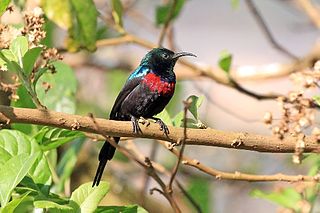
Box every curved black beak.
[172,51,197,59]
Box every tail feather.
[92,137,120,187]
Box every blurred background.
[2,0,320,212]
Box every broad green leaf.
[70,181,110,212]
[41,0,72,29]
[112,0,123,28]
[0,0,10,16]
[218,50,232,74]
[9,36,29,65]
[172,111,183,127]
[231,0,239,9]
[155,109,173,126]
[186,177,210,213]
[0,130,52,194]
[187,95,204,120]
[22,47,42,76]
[95,205,148,213]
[68,0,98,51]
[0,153,39,206]
[34,200,73,210]
[56,139,84,193]
[1,49,17,62]
[36,61,77,114]
[1,191,31,213]
[35,126,84,151]
[251,188,302,211]
[156,0,185,25]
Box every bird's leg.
[131,116,142,134]
[151,117,169,136]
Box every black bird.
[92,47,196,187]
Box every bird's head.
[141,47,196,72]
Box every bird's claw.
[155,119,170,136]
[139,117,151,127]
[131,116,142,134]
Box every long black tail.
[92,137,120,187]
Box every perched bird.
[92,47,196,187]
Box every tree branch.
[0,105,319,153]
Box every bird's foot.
[152,117,169,136]
[139,117,151,127]
[131,116,142,134]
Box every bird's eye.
[162,53,169,59]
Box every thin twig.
[296,0,320,28]
[159,140,320,182]
[245,0,298,60]
[168,99,190,192]
[158,0,178,46]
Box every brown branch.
[159,141,320,183]
[158,0,178,46]
[245,0,298,60]
[0,105,319,153]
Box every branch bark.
[0,105,319,153]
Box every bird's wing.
[109,65,150,119]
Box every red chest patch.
[143,73,175,95]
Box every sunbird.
[93,47,196,186]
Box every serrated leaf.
[0,153,39,206]
[112,0,123,28]
[0,130,52,195]
[218,50,232,74]
[41,0,72,29]
[95,205,148,213]
[70,181,110,212]
[22,47,42,76]
[156,0,185,25]
[68,0,98,51]
[251,188,301,211]
[36,61,77,114]
[0,0,11,16]
[35,126,84,151]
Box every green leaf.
[172,111,183,127]
[0,153,39,206]
[35,126,84,151]
[70,181,110,212]
[10,36,29,65]
[34,200,73,210]
[56,139,84,193]
[187,95,204,120]
[41,0,72,29]
[95,205,148,213]
[313,96,320,106]
[155,109,173,126]
[0,0,10,16]
[251,188,302,211]
[0,130,52,195]
[111,0,123,28]
[36,61,77,114]
[68,0,98,51]
[1,192,31,213]
[218,50,232,74]
[22,47,42,76]
[156,0,185,25]
[186,177,210,213]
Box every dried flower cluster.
[264,61,320,164]
[21,7,46,46]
